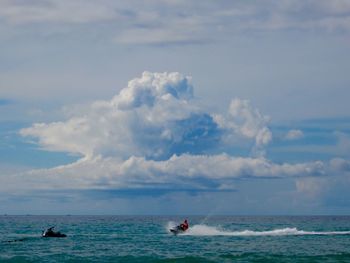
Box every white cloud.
[295,158,350,201]
[20,72,200,160]
[295,156,350,200]
[2,154,326,191]
[213,98,272,148]
[21,72,272,161]
[0,0,117,24]
[113,71,193,110]
[1,0,350,45]
[15,71,344,191]
[285,129,304,140]
[114,16,208,45]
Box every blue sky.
[1,0,350,215]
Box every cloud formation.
[16,71,342,191]
[3,154,327,191]
[21,72,208,160]
[214,98,272,149]
[1,0,350,44]
[0,0,117,24]
[20,72,270,161]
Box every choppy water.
[1,216,350,262]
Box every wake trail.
[179,224,350,236]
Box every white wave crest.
[182,225,350,236]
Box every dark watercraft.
[42,227,66,238]
[170,225,186,235]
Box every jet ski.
[170,225,186,235]
[170,220,189,235]
[42,227,67,238]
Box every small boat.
[42,227,67,238]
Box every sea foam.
[178,224,350,236]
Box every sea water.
[1,215,350,262]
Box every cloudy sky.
[1,0,350,215]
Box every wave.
[178,224,350,236]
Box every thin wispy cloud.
[285,129,304,140]
[1,0,350,45]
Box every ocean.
[1,215,350,262]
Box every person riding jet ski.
[170,219,189,234]
[42,226,67,238]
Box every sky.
[1,0,350,215]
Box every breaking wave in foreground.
[180,224,350,236]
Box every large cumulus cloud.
[16,71,333,190]
[21,72,201,160]
[21,71,264,161]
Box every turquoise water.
[1,216,350,262]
